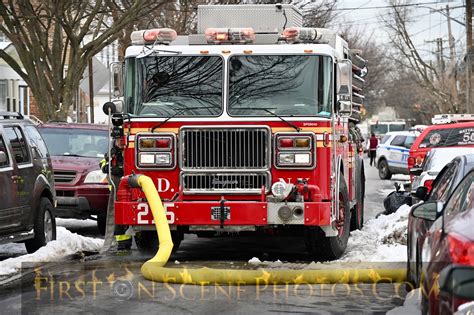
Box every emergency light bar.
[432,114,474,125]
[131,28,177,45]
[205,28,255,44]
[282,27,318,44]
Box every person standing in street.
[369,133,378,166]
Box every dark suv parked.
[38,122,109,234]
[0,112,56,253]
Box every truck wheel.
[305,176,351,261]
[25,198,56,254]
[351,161,365,231]
[378,159,392,180]
[134,230,183,253]
[97,211,106,236]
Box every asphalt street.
[0,157,412,314]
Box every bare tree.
[379,0,459,114]
[0,0,170,120]
[301,0,338,29]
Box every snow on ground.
[247,204,411,268]
[386,288,421,315]
[56,218,97,229]
[0,227,103,276]
[341,204,410,262]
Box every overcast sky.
[333,0,467,59]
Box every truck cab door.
[0,130,22,233]
[2,126,35,230]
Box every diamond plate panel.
[197,5,303,34]
[267,202,305,225]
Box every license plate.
[211,207,230,221]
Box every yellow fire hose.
[132,174,407,285]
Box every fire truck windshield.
[126,55,223,116]
[228,55,332,117]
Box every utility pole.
[446,4,459,111]
[88,58,95,123]
[467,0,473,113]
[446,5,457,66]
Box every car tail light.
[205,28,255,44]
[424,180,434,193]
[448,234,474,266]
[136,134,176,168]
[131,28,177,45]
[275,133,315,168]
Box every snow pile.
[386,288,421,315]
[341,204,411,262]
[56,218,96,229]
[248,257,262,264]
[0,227,103,276]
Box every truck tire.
[305,176,351,261]
[351,159,365,231]
[97,211,107,236]
[134,230,183,254]
[25,197,56,254]
[378,159,392,180]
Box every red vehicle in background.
[408,121,474,179]
[38,123,110,234]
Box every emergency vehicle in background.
[408,114,474,180]
[105,4,367,260]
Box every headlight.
[136,133,176,169]
[84,170,107,184]
[138,152,172,166]
[277,152,312,166]
[275,133,316,168]
[155,153,171,165]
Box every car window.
[24,126,49,158]
[429,160,459,203]
[380,135,391,144]
[4,126,30,164]
[404,136,416,149]
[443,172,474,215]
[445,127,474,146]
[419,127,474,148]
[0,135,10,167]
[390,135,406,147]
[39,127,108,158]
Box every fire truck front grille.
[181,173,270,194]
[180,127,270,170]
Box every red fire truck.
[106,4,367,260]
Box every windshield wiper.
[151,106,218,132]
[235,107,301,132]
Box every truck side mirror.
[0,151,7,165]
[337,59,352,115]
[110,61,124,98]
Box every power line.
[334,2,464,11]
